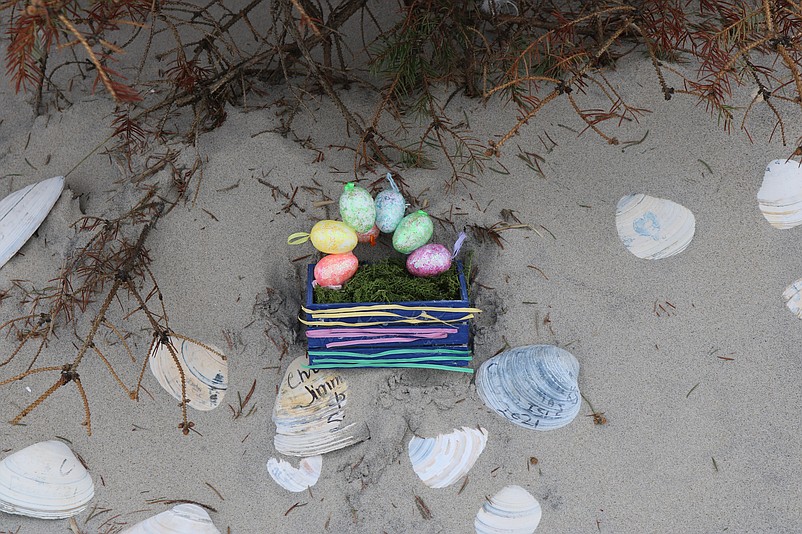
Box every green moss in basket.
[314,258,465,304]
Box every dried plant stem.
[127,282,191,434]
[91,344,137,399]
[57,14,126,103]
[73,376,91,434]
[0,366,64,387]
[11,373,68,426]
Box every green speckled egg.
[339,183,376,233]
[392,210,434,254]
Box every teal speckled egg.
[392,210,434,254]
[339,183,376,233]
[374,188,405,233]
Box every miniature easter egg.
[309,220,358,254]
[375,190,405,233]
[339,183,376,233]
[393,210,433,254]
[357,224,380,246]
[407,244,452,277]
[314,252,358,287]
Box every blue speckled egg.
[375,188,406,233]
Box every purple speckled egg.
[406,244,452,277]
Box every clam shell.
[408,426,487,488]
[615,194,695,259]
[266,456,322,492]
[0,440,94,519]
[0,176,64,269]
[273,356,369,457]
[149,336,227,411]
[475,485,542,534]
[120,503,221,533]
[782,278,802,318]
[476,345,580,431]
[757,159,802,229]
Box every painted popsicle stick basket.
[303,261,476,372]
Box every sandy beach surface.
[1,9,802,533]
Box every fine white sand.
[1,17,802,534]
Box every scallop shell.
[273,356,369,457]
[475,485,542,534]
[476,345,580,431]
[266,456,322,492]
[782,278,802,318]
[408,426,487,488]
[0,440,94,519]
[149,336,227,411]
[0,176,64,270]
[615,194,695,260]
[757,159,802,229]
[120,503,222,533]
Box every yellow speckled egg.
[392,210,433,254]
[310,220,358,254]
[314,252,359,287]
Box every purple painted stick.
[307,327,457,338]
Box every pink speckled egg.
[357,224,380,246]
[406,244,452,277]
[314,252,359,287]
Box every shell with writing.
[476,345,580,431]
[272,356,369,457]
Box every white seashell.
[475,485,542,534]
[273,356,369,457]
[480,0,519,16]
[782,278,802,318]
[615,194,695,260]
[121,503,221,534]
[0,440,94,519]
[408,427,487,488]
[476,345,580,431]
[266,456,322,492]
[149,336,227,411]
[0,176,64,270]
[757,159,802,229]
